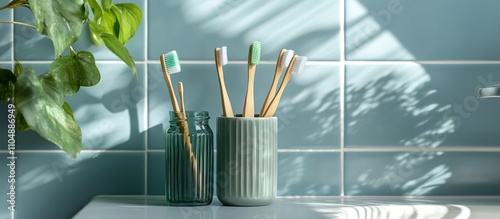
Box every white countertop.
[73,196,500,219]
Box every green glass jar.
[165,111,213,206]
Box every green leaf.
[48,51,101,96]
[0,0,28,10]
[89,21,104,47]
[0,68,17,102]
[14,60,22,77]
[0,81,15,102]
[0,68,17,83]
[114,3,142,44]
[83,1,90,21]
[102,0,113,10]
[39,74,64,106]
[15,68,82,158]
[100,33,137,75]
[28,0,86,57]
[87,0,102,21]
[15,111,30,131]
[63,102,76,121]
[101,8,120,38]
[90,21,136,75]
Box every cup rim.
[217,115,277,120]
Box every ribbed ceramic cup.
[216,115,278,206]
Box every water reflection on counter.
[306,202,471,219]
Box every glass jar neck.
[169,111,210,125]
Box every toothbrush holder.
[216,115,278,206]
[165,111,214,206]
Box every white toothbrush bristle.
[219,46,228,66]
[281,50,294,68]
[165,50,181,74]
[292,56,307,74]
[168,65,181,74]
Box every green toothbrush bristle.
[165,50,181,74]
[251,41,261,65]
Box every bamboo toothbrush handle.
[215,48,234,117]
[259,49,286,117]
[177,114,202,197]
[263,55,298,117]
[177,82,203,197]
[243,43,256,118]
[160,54,180,112]
[243,65,255,117]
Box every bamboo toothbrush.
[177,82,202,197]
[214,46,234,117]
[259,49,294,117]
[243,41,261,117]
[262,55,308,117]
[160,50,181,112]
[160,51,201,197]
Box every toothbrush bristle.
[165,50,181,74]
[219,46,228,66]
[281,50,294,68]
[251,41,261,65]
[292,56,307,74]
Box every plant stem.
[69,46,77,56]
[0,20,35,29]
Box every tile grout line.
[3,147,500,154]
[11,60,500,65]
[339,0,346,197]
[144,0,149,196]
[344,147,500,152]
[9,8,13,219]
[11,8,14,78]
[0,150,145,153]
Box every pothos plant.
[0,0,142,158]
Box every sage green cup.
[216,115,278,206]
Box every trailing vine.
[0,0,142,158]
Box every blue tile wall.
[345,64,500,148]
[2,0,500,218]
[0,152,10,219]
[148,0,340,61]
[147,152,165,195]
[13,6,54,60]
[278,152,341,196]
[345,0,500,60]
[67,63,147,150]
[0,10,11,61]
[12,152,144,219]
[345,152,500,196]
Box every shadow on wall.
[73,64,146,150]
[345,63,500,195]
[11,64,146,151]
[346,0,500,60]
[149,0,340,60]
[11,152,143,219]
[278,152,341,196]
[273,67,341,147]
[344,0,500,195]
[345,64,452,195]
